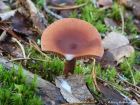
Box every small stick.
[44,1,63,19]
[48,2,87,10]
[117,74,140,91]
[12,37,26,59]
[9,57,49,62]
[6,29,22,40]
[61,102,96,105]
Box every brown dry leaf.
[17,0,47,33]
[109,45,134,62]
[0,41,23,58]
[102,32,134,64]
[10,12,33,36]
[55,75,94,103]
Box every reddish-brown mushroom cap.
[41,18,104,59]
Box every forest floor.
[0,0,140,105]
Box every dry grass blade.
[48,2,88,10]
[12,37,26,59]
[29,40,51,60]
[91,59,100,91]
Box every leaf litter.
[0,0,140,105]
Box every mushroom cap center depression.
[54,30,97,54]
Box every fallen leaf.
[10,12,34,36]
[108,45,134,63]
[103,32,129,50]
[55,75,94,103]
[102,32,134,64]
[0,41,23,58]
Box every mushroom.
[41,18,104,76]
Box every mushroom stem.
[64,59,76,76]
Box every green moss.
[110,3,121,20]
[76,0,88,4]
[120,53,140,85]
[125,17,138,35]
[71,1,107,33]
[0,65,43,105]
[33,0,44,9]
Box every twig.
[48,2,88,10]
[9,57,30,61]
[5,29,22,40]
[9,57,49,62]
[129,87,140,96]
[97,77,125,92]
[117,74,140,91]
[29,40,51,60]
[61,102,96,105]
[119,92,139,105]
[119,7,124,34]
[44,1,63,19]
[12,37,26,59]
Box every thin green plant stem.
[126,60,136,85]
[119,6,124,34]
